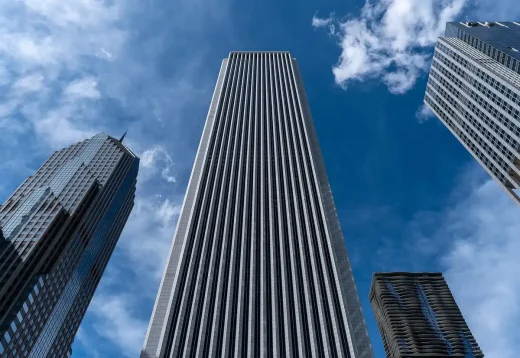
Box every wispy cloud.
[90,293,148,358]
[13,74,45,94]
[312,12,336,35]
[373,163,520,357]
[140,145,177,184]
[438,166,520,358]
[118,195,181,281]
[74,328,101,358]
[64,77,101,100]
[0,0,125,149]
[415,103,435,123]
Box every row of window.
[458,31,520,73]
[437,41,520,106]
[27,160,137,357]
[431,59,520,145]
[430,65,520,157]
[445,37,520,88]
[435,45,520,120]
[426,93,508,184]
[428,84,513,173]
[16,142,87,201]
[434,49,520,145]
[0,277,46,357]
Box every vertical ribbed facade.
[369,273,483,357]
[0,133,139,357]
[142,52,373,358]
[425,22,520,205]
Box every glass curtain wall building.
[369,272,483,357]
[142,52,373,358]
[424,22,520,205]
[0,133,139,357]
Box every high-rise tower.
[0,133,139,357]
[369,272,483,357]
[425,21,520,205]
[142,52,373,357]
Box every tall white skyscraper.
[142,52,373,358]
[425,22,520,204]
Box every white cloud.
[415,102,435,123]
[90,293,148,358]
[312,13,336,35]
[0,0,126,148]
[0,101,21,118]
[312,15,332,28]
[312,0,466,93]
[118,196,181,280]
[74,327,101,358]
[64,77,101,100]
[139,145,177,184]
[23,0,120,27]
[438,168,520,358]
[13,73,45,93]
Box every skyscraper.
[369,272,483,357]
[0,133,139,357]
[142,52,373,357]
[424,21,520,205]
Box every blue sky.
[1,0,520,357]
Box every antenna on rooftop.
[119,130,128,143]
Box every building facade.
[369,272,483,357]
[0,133,139,357]
[142,52,373,358]
[425,22,520,205]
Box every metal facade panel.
[142,52,373,358]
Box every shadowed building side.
[0,133,139,357]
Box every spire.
[119,130,128,143]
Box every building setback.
[0,133,139,357]
[141,52,373,358]
[424,21,520,205]
[369,272,483,357]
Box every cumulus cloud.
[312,0,466,93]
[439,168,520,358]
